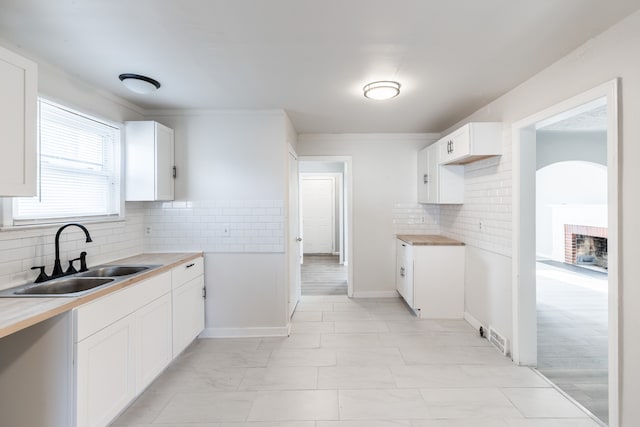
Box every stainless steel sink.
[12,277,114,296]
[77,265,152,277]
[0,264,161,298]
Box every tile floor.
[112,295,600,427]
[301,255,347,296]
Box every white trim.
[351,291,400,298]
[199,326,289,338]
[463,311,486,334]
[299,133,438,143]
[511,79,619,426]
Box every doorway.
[512,81,619,426]
[298,158,353,296]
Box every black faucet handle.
[66,259,79,274]
[31,266,50,283]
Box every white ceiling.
[0,0,638,133]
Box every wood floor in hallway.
[301,254,347,296]
[537,262,608,425]
[112,295,600,426]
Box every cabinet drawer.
[76,271,172,342]
[172,257,204,289]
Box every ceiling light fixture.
[363,80,401,100]
[118,73,161,94]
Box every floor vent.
[489,326,509,356]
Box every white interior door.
[302,177,335,254]
[288,149,301,318]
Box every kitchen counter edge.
[396,234,465,246]
[0,252,203,340]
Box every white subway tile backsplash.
[143,199,285,253]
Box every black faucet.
[51,223,93,278]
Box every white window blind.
[13,99,121,223]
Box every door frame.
[511,79,619,426]
[299,156,354,297]
[287,145,301,319]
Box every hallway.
[301,255,347,296]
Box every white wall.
[439,10,640,424]
[0,46,146,290]
[145,111,291,336]
[297,134,439,297]
[536,161,607,259]
[536,130,607,169]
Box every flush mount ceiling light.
[363,80,401,100]
[118,73,161,94]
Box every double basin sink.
[0,265,160,297]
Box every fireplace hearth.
[564,224,608,270]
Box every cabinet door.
[395,240,414,307]
[135,293,172,393]
[155,123,174,201]
[417,147,428,203]
[440,126,470,163]
[0,46,37,196]
[76,315,135,427]
[172,276,205,356]
[426,144,440,203]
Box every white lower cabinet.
[136,292,173,392]
[74,256,205,427]
[173,276,205,356]
[76,314,135,427]
[395,239,464,319]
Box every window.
[11,99,122,224]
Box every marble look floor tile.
[322,311,374,321]
[336,348,405,366]
[386,320,447,333]
[321,333,382,348]
[501,388,589,418]
[338,389,432,420]
[110,392,175,426]
[268,348,337,367]
[186,349,272,368]
[392,365,549,388]
[332,302,372,312]
[334,320,390,333]
[292,311,323,322]
[317,366,396,389]
[247,390,339,421]
[296,302,334,312]
[239,367,318,390]
[258,334,321,350]
[318,421,411,427]
[400,346,512,366]
[378,332,432,348]
[504,419,600,427]
[146,365,246,392]
[219,423,315,427]
[411,419,510,427]
[154,391,257,423]
[195,338,262,352]
[419,388,523,419]
[291,321,336,334]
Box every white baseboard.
[464,311,486,334]
[351,290,400,298]
[199,326,289,338]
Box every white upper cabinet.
[439,122,502,165]
[0,45,37,196]
[125,121,175,201]
[418,141,464,204]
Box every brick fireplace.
[564,224,608,269]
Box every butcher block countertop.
[397,234,465,246]
[0,252,203,340]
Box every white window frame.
[1,98,125,228]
